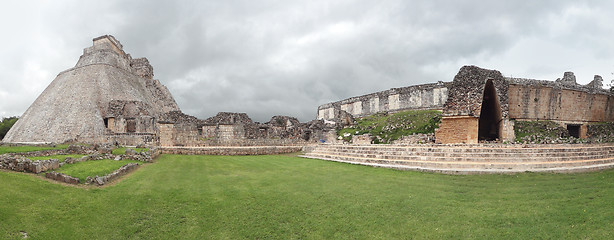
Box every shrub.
[0,116,18,140]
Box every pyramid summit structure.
[3,35,180,144]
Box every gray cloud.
[1,0,613,121]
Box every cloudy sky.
[0,0,612,122]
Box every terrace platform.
[300,143,614,174]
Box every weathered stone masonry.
[317,82,449,120]
[318,65,614,144]
[435,66,614,144]
[3,35,180,145]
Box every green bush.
[0,116,18,140]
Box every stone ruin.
[159,112,334,146]
[1,35,331,147]
[0,144,156,185]
[2,35,612,146]
[320,65,614,144]
[2,35,179,145]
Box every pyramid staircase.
[300,144,614,174]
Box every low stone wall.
[0,155,60,174]
[45,171,80,184]
[14,149,67,158]
[393,133,435,144]
[85,163,139,186]
[160,146,304,155]
[1,145,156,186]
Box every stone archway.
[478,79,502,141]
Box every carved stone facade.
[317,82,449,120]
[435,66,614,144]
[320,65,614,144]
[158,112,333,147]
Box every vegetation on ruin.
[587,122,614,143]
[54,159,142,183]
[29,154,87,162]
[514,120,614,144]
[3,154,614,239]
[338,110,441,143]
[513,120,577,143]
[0,144,69,155]
[0,116,18,140]
[112,147,149,155]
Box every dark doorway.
[567,124,580,138]
[126,119,136,133]
[103,118,109,128]
[478,79,502,141]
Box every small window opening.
[567,125,581,138]
[103,118,109,128]
[126,119,136,133]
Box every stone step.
[299,154,614,174]
[305,152,614,165]
[309,150,613,162]
[301,143,614,174]
[314,145,614,154]
[303,153,614,170]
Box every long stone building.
[317,82,449,120]
[318,66,614,144]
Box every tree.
[0,116,18,140]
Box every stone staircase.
[300,144,614,174]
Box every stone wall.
[158,112,329,147]
[435,66,510,143]
[435,116,479,144]
[0,155,60,174]
[85,163,139,186]
[80,133,157,146]
[46,171,80,184]
[442,66,509,118]
[317,82,449,120]
[508,80,614,123]
[160,146,304,155]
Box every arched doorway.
[478,79,502,141]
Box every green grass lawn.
[112,147,149,155]
[28,154,87,162]
[54,160,142,182]
[1,154,614,239]
[0,144,69,154]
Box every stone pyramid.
[3,35,180,144]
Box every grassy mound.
[54,160,141,183]
[1,154,614,238]
[0,144,69,155]
[338,110,441,143]
[29,154,87,162]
